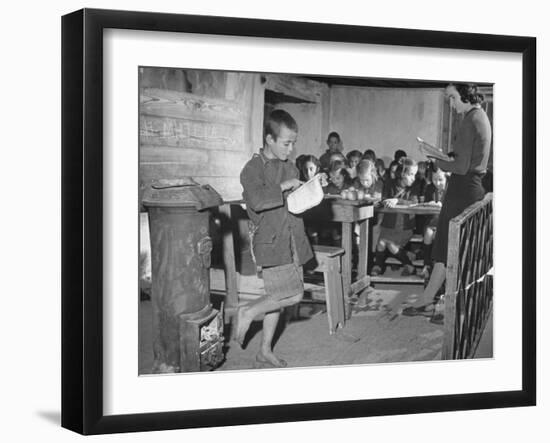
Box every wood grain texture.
[140,146,248,174]
[141,88,245,124]
[219,204,239,310]
[264,73,324,103]
[357,219,369,279]
[140,115,245,151]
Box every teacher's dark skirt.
[432,173,486,264]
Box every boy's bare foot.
[256,351,287,368]
[235,306,253,346]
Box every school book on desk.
[416,136,453,162]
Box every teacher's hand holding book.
[416,137,455,162]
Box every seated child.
[362,149,376,162]
[295,154,307,176]
[327,151,347,170]
[346,150,362,179]
[352,159,384,254]
[375,158,387,183]
[372,158,419,277]
[387,160,399,181]
[414,161,428,196]
[394,149,407,163]
[413,161,428,235]
[319,131,343,171]
[420,166,447,279]
[353,159,383,198]
[322,160,351,245]
[299,154,321,181]
[299,154,324,245]
[323,160,351,195]
[424,160,435,186]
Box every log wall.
[139,68,262,203]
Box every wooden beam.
[263,74,323,103]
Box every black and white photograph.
[138,67,494,374]
[3,0,546,440]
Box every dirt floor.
[139,275,493,374]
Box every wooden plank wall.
[139,68,263,204]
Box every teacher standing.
[403,83,492,317]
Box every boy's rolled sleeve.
[240,163,284,212]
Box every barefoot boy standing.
[237,110,313,368]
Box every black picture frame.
[61,8,536,435]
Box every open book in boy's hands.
[416,137,454,162]
[287,174,324,214]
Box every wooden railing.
[442,193,493,359]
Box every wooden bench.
[306,245,347,334]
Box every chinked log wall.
[139,68,264,204]
[139,68,330,206]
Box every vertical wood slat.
[329,257,346,333]
[323,268,335,334]
[442,217,461,359]
[219,204,239,314]
[436,93,448,152]
[446,96,453,152]
[249,75,265,152]
[356,219,369,280]
[341,222,353,314]
[443,194,493,360]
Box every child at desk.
[298,154,327,245]
[346,150,362,179]
[375,158,387,183]
[323,160,351,195]
[319,131,343,171]
[321,160,351,245]
[352,159,384,254]
[372,158,419,277]
[420,166,447,279]
[299,154,321,181]
[353,159,383,198]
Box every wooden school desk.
[375,203,442,216]
[317,197,374,305]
